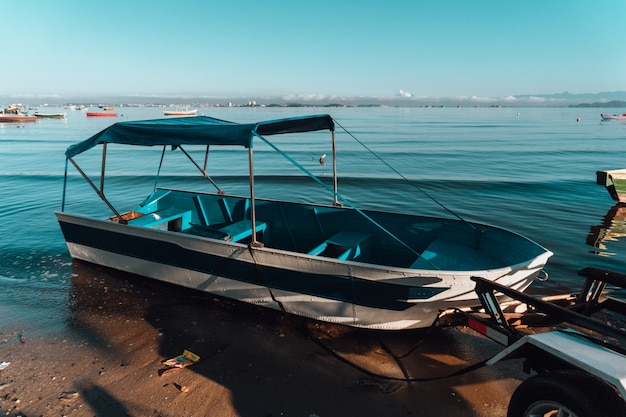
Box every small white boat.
[56,114,552,330]
[163,108,198,116]
[601,113,626,121]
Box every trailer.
[464,267,626,417]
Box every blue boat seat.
[308,230,371,261]
[127,207,191,231]
[218,220,267,243]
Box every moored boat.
[56,114,553,330]
[0,114,37,122]
[1,105,36,122]
[601,113,626,121]
[34,112,66,119]
[86,112,117,117]
[164,108,198,116]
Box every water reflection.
[587,204,626,256]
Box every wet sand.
[0,261,526,417]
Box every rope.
[253,132,422,259]
[302,312,493,383]
[333,118,476,229]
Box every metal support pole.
[100,143,107,195]
[331,130,339,206]
[248,147,262,247]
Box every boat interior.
[107,188,541,271]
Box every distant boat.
[0,114,37,123]
[86,112,117,117]
[1,105,37,122]
[164,108,198,116]
[34,112,66,119]
[601,113,626,121]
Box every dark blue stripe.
[59,221,448,311]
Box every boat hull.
[56,197,551,330]
[34,112,66,119]
[86,112,117,117]
[164,109,198,116]
[0,115,37,122]
[601,113,626,121]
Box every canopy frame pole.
[248,147,262,247]
[100,143,107,195]
[331,130,340,206]
[61,158,68,211]
[68,157,127,224]
[177,145,225,195]
[202,145,210,173]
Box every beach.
[0,260,525,417]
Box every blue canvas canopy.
[65,114,335,158]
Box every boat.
[601,113,626,121]
[0,105,37,122]
[0,114,37,123]
[34,112,66,119]
[597,169,626,203]
[55,114,553,330]
[164,108,198,116]
[86,112,117,117]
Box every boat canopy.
[65,114,335,158]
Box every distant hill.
[569,100,626,108]
[3,91,626,108]
[519,91,626,102]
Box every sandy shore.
[0,261,526,417]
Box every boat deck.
[107,188,541,271]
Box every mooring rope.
[332,118,476,230]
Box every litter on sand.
[159,350,200,376]
[0,362,10,370]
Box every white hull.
[59,212,550,330]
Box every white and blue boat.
[56,114,553,330]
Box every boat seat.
[308,230,371,261]
[182,224,230,240]
[218,220,267,243]
[127,207,191,231]
[410,238,499,270]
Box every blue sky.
[3,0,625,101]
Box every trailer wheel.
[507,370,625,417]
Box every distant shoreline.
[2,101,626,110]
[3,92,626,109]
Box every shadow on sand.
[65,260,524,417]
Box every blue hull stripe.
[59,221,448,311]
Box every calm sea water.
[2,105,626,335]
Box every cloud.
[281,93,335,102]
[397,89,413,97]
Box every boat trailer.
[459,267,626,417]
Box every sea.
[2,105,626,337]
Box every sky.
[2,0,626,102]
